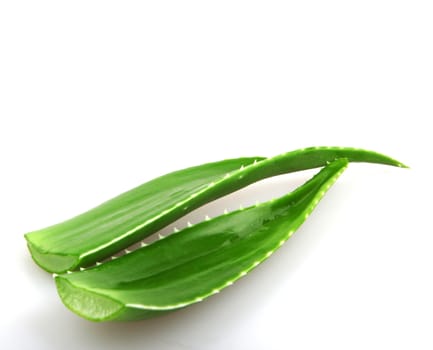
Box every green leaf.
[54,158,349,321]
[25,147,406,273]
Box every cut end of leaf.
[26,240,78,274]
[55,276,124,322]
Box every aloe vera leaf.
[54,159,348,321]
[26,147,406,274]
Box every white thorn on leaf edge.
[140,241,147,247]
[173,227,179,232]
[224,209,228,214]
[158,234,165,239]
[187,221,192,227]
[124,249,131,254]
[205,215,211,221]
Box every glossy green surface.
[25,147,406,273]
[25,157,264,273]
[55,159,348,322]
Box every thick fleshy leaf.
[55,159,348,321]
[26,147,406,273]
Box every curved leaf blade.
[26,147,406,273]
[54,159,348,321]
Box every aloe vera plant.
[25,147,406,273]
[55,159,349,321]
[25,147,407,322]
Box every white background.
[1,1,432,349]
